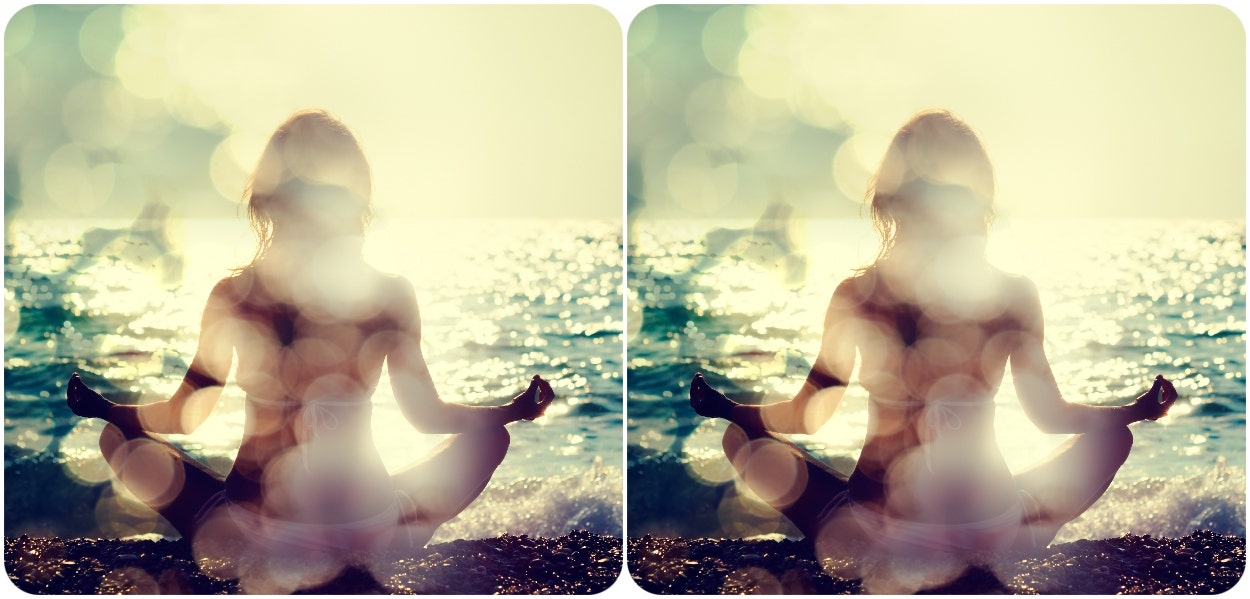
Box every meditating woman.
[689,109,1177,563]
[66,109,554,589]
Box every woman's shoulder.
[370,268,416,297]
[834,267,882,303]
[989,267,1040,299]
[986,267,1044,323]
[212,268,253,299]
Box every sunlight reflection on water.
[628,217,1245,481]
[5,217,622,485]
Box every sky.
[627,4,1246,220]
[4,5,622,221]
[2,3,1246,223]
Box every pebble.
[5,532,623,594]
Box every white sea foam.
[430,457,622,542]
[1055,458,1246,542]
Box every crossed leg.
[388,426,511,545]
[723,418,1133,555]
[98,423,226,540]
[1013,425,1133,548]
[721,422,849,540]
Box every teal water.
[627,218,1246,542]
[3,217,622,542]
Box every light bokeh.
[6,5,621,221]
[628,4,1245,220]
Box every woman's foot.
[690,373,734,419]
[67,373,110,419]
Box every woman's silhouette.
[66,110,554,584]
[690,110,1177,560]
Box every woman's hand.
[510,375,555,421]
[1132,375,1178,421]
[66,373,113,419]
[690,373,735,420]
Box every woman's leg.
[99,423,226,539]
[1013,426,1133,547]
[389,427,510,531]
[721,422,849,539]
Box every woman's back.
[844,258,1035,524]
[217,258,408,523]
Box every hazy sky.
[5,5,622,220]
[4,4,1245,222]
[813,4,1245,220]
[628,4,1245,220]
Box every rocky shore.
[6,530,622,594]
[629,530,1245,594]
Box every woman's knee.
[722,422,748,458]
[1102,425,1134,463]
[474,426,510,463]
[98,422,126,459]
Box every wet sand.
[5,531,622,594]
[629,530,1245,594]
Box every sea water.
[627,217,1246,543]
[3,217,622,542]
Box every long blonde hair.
[864,109,995,266]
[241,109,373,266]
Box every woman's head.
[865,110,995,262]
[243,110,372,262]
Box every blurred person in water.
[66,109,554,591]
[689,109,1178,590]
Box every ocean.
[627,217,1246,543]
[3,216,622,543]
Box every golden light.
[831,132,890,206]
[106,436,187,508]
[60,420,114,485]
[113,19,175,100]
[77,5,123,76]
[727,435,808,508]
[685,78,757,148]
[735,10,793,101]
[43,143,114,215]
[701,5,746,77]
[61,78,133,148]
[666,142,739,216]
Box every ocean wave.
[626,449,1246,543]
[4,446,623,542]
[430,457,622,542]
[1055,457,1246,542]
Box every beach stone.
[628,531,1245,595]
[6,531,622,594]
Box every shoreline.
[6,531,622,594]
[628,530,1246,594]
[9,529,1242,594]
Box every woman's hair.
[241,109,373,265]
[864,109,995,266]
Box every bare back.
[841,260,1037,523]
[209,260,414,523]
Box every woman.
[66,110,554,588]
[689,110,1177,561]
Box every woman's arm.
[386,278,552,433]
[68,280,235,435]
[1010,277,1177,433]
[692,280,858,435]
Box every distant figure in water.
[76,193,185,284]
[690,110,1177,588]
[67,109,554,592]
[696,192,808,285]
